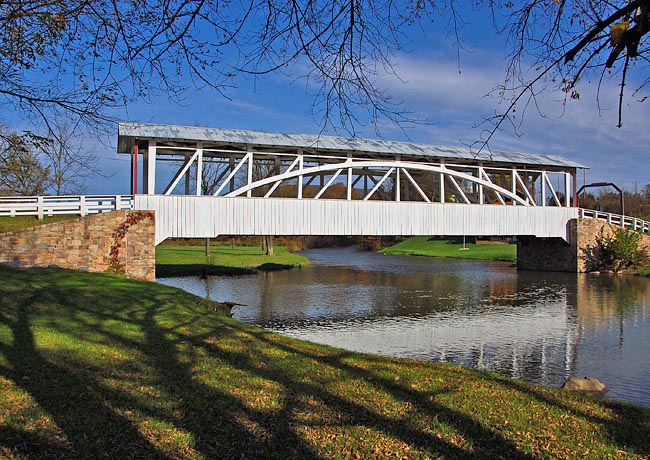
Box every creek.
[159,246,650,407]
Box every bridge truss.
[120,123,583,209]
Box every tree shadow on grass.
[2,266,647,459]
[0,295,169,458]
[0,266,537,459]
[0,267,321,459]
[496,376,650,457]
[199,327,535,460]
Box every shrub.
[596,226,647,271]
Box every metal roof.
[117,121,588,169]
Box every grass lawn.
[0,215,77,233]
[156,244,310,277]
[381,236,517,262]
[0,266,648,459]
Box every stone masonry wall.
[0,211,155,281]
[517,218,650,272]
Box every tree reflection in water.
[160,247,650,407]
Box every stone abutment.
[517,218,650,272]
[0,211,155,281]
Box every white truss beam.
[164,148,201,195]
[314,170,343,199]
[400,169,430,202]
[225,160,532,206]
[246,146,253,198]
[479,167,506,205]
[298,151,304,199]
[195,142,203,196]
[447,175,471,204]
[364,168,395,201]
[513,170,536,206]
[543,172,562,207]
[264,155,302,198]
[213,152,252,196]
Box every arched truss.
[155,145,573,207]
[224,160,536,205]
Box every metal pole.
[131,143,139,194]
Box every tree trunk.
[264,235,274,256]
[205,237,210,257]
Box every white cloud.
[371,49,650,189]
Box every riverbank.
[380,236,517,262]
[156,244,310,277]
[1,266,648,459]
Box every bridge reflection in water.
[159,247,650,407]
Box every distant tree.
[200,159,229,196]
[643,184,650,201]
[39,121,107,195]
[0,131,51,195]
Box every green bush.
[596,226,647,271]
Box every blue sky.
[60,7,650,194]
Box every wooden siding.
[135,196,579,245]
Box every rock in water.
[562,376,607,394]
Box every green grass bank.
[381,236,517,262]
[0,266,648,459]
[156,244,310,277]
[0,215,77,233]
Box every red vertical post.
[132,142,139,194]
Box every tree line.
[580,186,650,219]
[0,122,104,196]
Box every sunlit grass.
[0,215,77,233]
[156,244,310,277]
[381,236,517,262]
[0,266,648,459]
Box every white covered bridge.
[117,122,589,245]
[4,122,649,276]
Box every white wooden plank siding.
[135,196,579,245]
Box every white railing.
[0,195,134,219]
[578,208,650,233]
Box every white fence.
[578,208,650,233]
[0,195,134,219]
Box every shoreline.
[156,243,310,277]
[1,265,647,459]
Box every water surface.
[159,247,650,407]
